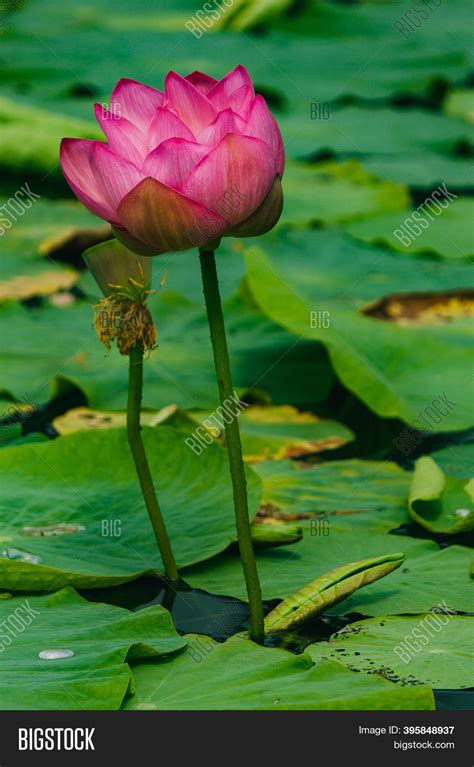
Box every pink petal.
[226,176,283,237]
[110,78,165,132]
[185,71,218,94]
[207,65,254,110]
[117,177,228,253]
[165,71,217,134]
[94,104,147,166]
[144,138,210,189]
[182,133,274,226]
[244,95,285,176]
[197,108,246,146]
[91,143,144,211]
[225,84,254,118]
[60,138,120,225]
[147,107,196,151]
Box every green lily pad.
[444,89,474,123]
[281,161,409,227]
[185,509,473,614]
[51,404,353,463]
[254,458,410,517]
[123,635,434,710]
[245,228,474,430]
[51,405,177,435]
[186,405,354,462]
[308,615,474,689]
[330,545,473,617]
[0,426,261,590]
[0,587,185,710]
[0,288,333,411]
[346,198,474,260]
[430,443,474,480]
[408,455,474,534]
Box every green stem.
[127,344,179,583]
[199,248,265,644]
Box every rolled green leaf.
[408,455,474,535]
[250,521,303,548]
[264,553,405,632]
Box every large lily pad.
[408,456,474,534]
[186,406,354,462]
[245,228,474,430]
[308,615,474,689]
[0,587,185,710]
[123,634,434,710]
[430,443,474,480]
[0,426,261,590]
[254,458,410,517]
[346,198,474,260]
[280,161,409,227]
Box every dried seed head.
[93,297,157,355]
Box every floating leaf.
[408,455,474,534]
[52,405,177,434]
[430,443,474,480]
[245,229,474,429]
[0,587,185,710]
[278,107,473,188]
[188,405,353,462]
[123,635,434,710]
[346,198,474,261]
[0,426,261,590]
[254,458,410,518]
[281,161,409,227]
[308,615,474,689]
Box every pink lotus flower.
[60,66,284,256]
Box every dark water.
[81,576,267,640]
[79,575,349,643]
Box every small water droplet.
[454,508,471,518]
[1,548,42,564]
[22,523,86,537]
[39,649,75,660]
